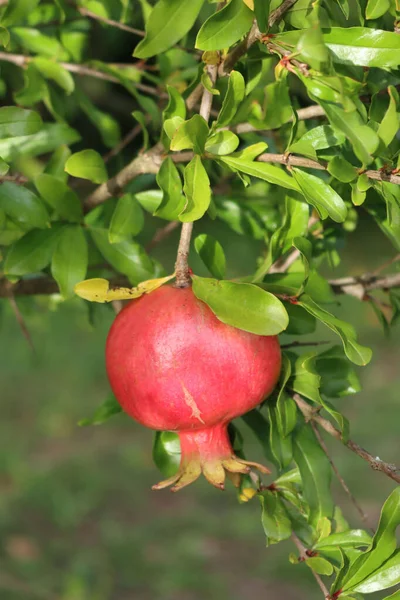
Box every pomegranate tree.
[106,284,281,491]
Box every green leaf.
[90,228,157,285]
[382,590,400,600]
[327,156,358,183]
[220,156,300,192]
[378,86,399,147]
[0,106,42,138]
[132,111,149,152]
[305,557,334,576]
[135,190,163,214]
[0,123,80,162]
[366,0,391,20]
[285,303,317,335]
[276,355,297,437]
[109,194,145,243]
[170,115,209,154]
[293,424,334,525]
[352,549,400,594]
[163,116,185,141]
[314,530,372,550]
[241,409,273,463]
[291,168,347,223]
[51,226,88,298]
[253,0,270,31]
[259,79,293,130]
[45,146,71,180]
[12,27,69,60]
[259,491,292,546]
[289,125,346,160]
[296,26,330,72]
[215,70,245,128]
[316,346,361,398]
[32,57,74,94]
[292,236,312,295]
[277,28,400,69]
[35,174,83,223]
[78,394,122,426]
[65,149,107,184]
[5,227,61,276]
[205,130,240,155]
[195,0,253,51]
[180,156,211,222]
[161,85,186,149]
[298,295,372,366]
[153,431,181,478]
[194,234,226,279]
[192,276,289,335]
[267,403,293,469]
[155,157,185,220]
[134,0,204,58]
[290,352,349,438]
[201,71,220,95]
[0,182,49,230]
[320,102,380,166]
[340,488,400,592]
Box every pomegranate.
[105,284,281,491]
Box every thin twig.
[75,6,145,36]
[310,421,373,532]
[8,295,35,353]
[103,124,142,163]
[291,533,331,599]
[372,254,400,276]
[146,221,180,252]
[293,393,400,485]
[234,104,326,134]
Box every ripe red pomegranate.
[106,285,281,491]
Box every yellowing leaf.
[242,0,254,9]
[74,274,175,303]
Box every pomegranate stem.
[174,63,218,288]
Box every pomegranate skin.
[106,285,281,430]
[105,284,281,490]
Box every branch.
[257,152,400,185]
[84,143,164,211]
[269,0,300,28]
[310,421,372,532]
[220,21,261,74]
[329,272,400,300]
[293,393,400,485]
[0,52,161,96]
[75,6,145,36]
[174,63,218,287]
[234,104,326,133]
[291,533,331,599]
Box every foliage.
[0,1,400,598]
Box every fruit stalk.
[174,63,218,288]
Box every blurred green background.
[0,212,399,600]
